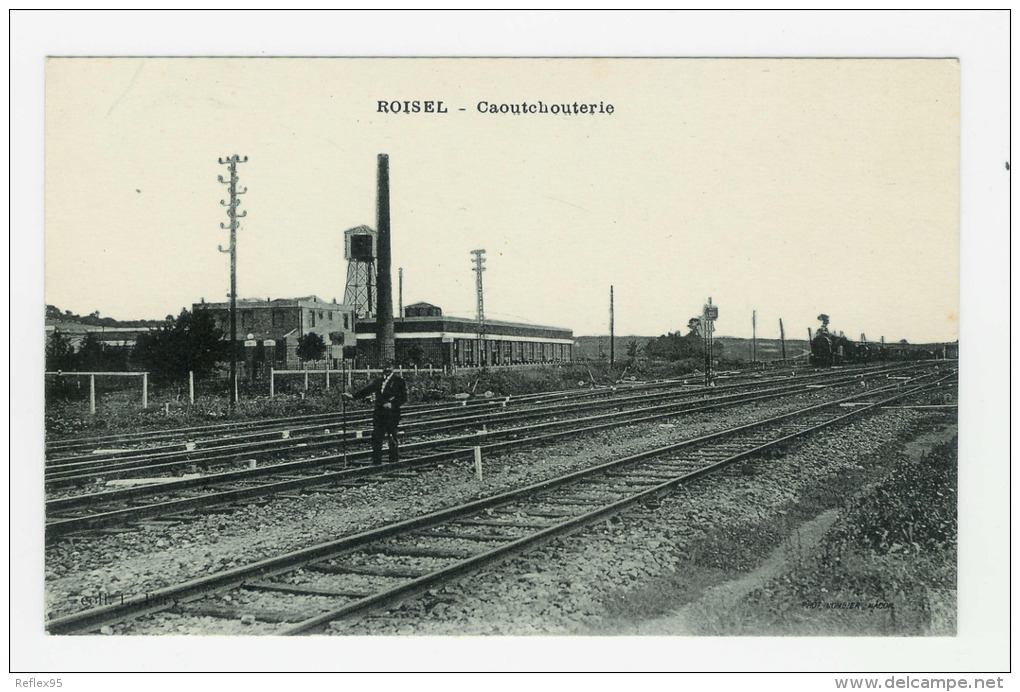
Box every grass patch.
[593,423,955,634]
[688,436,958,636]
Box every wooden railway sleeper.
[414,530,511,543]
[362,544,477,560]
[306,562,431,579]
[242,581,373,599]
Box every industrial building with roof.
[194,295,356,370]
[355,302,574,368]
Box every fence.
[45,371,149,414]
[269,365,447,397]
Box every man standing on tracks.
[343,360,407,465]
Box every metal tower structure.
[471,248,486,366]
[217,154,248,405]
[343,225,377,319]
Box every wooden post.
[142,373,148,408]
[473,446,483,481]
[325,363,330,390]
[752,310,757,365]
[234,373,239,403]
[270,367,275,398]
[189,370,195,404]
[89,374,96,415]
[609,285,614,366]
[304,371,309,392]
[779,319,787,362]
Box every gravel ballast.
[44,384,950,634]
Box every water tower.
[343,225,378,319]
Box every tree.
[45,331,76,371]
[643,330,702,361]
[626,339,640,360]
[133,308,226,385]
[296,332,327,365]
[76,333,105,370]
[405,345,425,366]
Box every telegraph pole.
[471,249,486,367]
[609,285,615,366]
[398,267,404,321]
[779,318,787,362]
[218,155,248,406]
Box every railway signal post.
[703,298,718,387]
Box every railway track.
[44,365,897,462]
[45,369,954,635]
[44,367,925,540]
[44,367,893,489]
[44,375,699,460]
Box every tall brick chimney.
[376,154,395,365]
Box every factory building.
[194,295,356,369]
[355,304,574,368]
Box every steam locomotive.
[809,330,867,367]
[809,321,944,367]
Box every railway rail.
[43,366,929,540]
[45,369,954,635]
[44,375,694,459]
[44,366,903,489]
[44,364,896,461]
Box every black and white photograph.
[11,9,1010,682]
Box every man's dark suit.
[351,370,407,464]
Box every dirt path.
[617,420,957,636]
[617,509,840,636]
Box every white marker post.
[474,446,483,481]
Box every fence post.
[189,371,195,404]
[89,374,96,415]
[304,371,309,392]
[142,373,148,409]
[326,363,330,390]
[270,367,275,398]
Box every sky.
[45,56,960,343]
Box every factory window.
[328,311,333,321]
[343,314,349,330]
[309,310,316,327]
